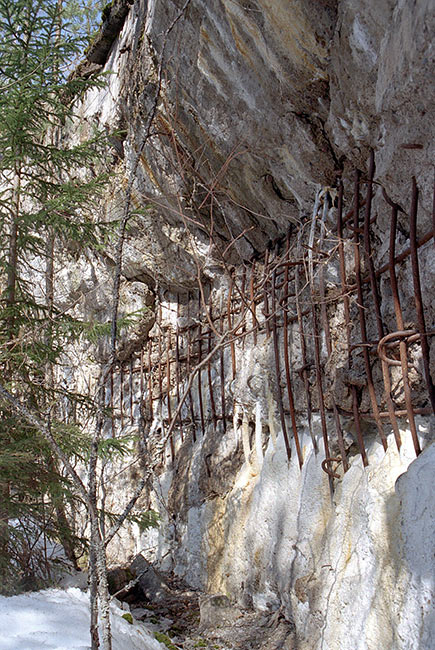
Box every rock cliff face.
[70,1,434,648]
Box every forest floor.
[124,572,296,650]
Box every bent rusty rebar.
[321,457,341,479]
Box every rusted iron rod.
[377,329,417,365]
[379,406,431,419]
[375,229,433,277]
[186,293,197,441]
[157,307,163,409]
[336,405,432,419]
[197,324,206,436]
[318,195,348,472]
[364,151,384,337]
[207,305,218,428]
[311,298,333,474]
[310,227,434,307]
[432,171,435,250]
[275,260,305,269]
[263,247,271,337]
[129,357,134,425]
[337,180,366,465]
[120,363,124,430]
[241,266,247,347]
[321,457,341,479]
[110,367,114,437]
[409,177,435,414]
[352,170,383,459]
[283,232,303,467]
[342,198,367,226]
[148,339,153,421]
[227,272,236,379]
[272,244,292,461]
[250,261,258,345]
[318,203,332,358]
[219,296,227,432]
[345,215,376,233]
[140,349,144,397]
[166,331,175,461]
[388,202,421,455]
[175,295,184,442]
[295,238,317,452]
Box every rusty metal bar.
[196,291,206,436]
[175,294,184,442]
[119,363,124,430]
[272,243,292,461]
[351,170,378,462]
[377,329,416,365]
[197,323,206,436]
[337,178,367,465]
[342,198,367,226]
[311,294,333,476]
[207,304,218,428]
[263,247,271,337]
[186,292,197,441]
[140,349,144,397]
[129,357,134,424]
[241,266,247,347]
[250,260,258,345]
[379,348,401,451]
[360,157,390,451]
[219,296,227,432]
[410,177,435,414]
[283,231,303,467]
[157,306,163,409]
[375,229,433,277]
[318,198,332,357]
[321,457,341,479]
[364,152,384,336]
[378,335,418,453]
[227,271,236,379]
[388,201,421,455]
[110,367,114,437]
[335,182,357,472]
[148,338,153,421]
[318,195,348,472]
[309,228,434,307]
[166,330,175,461]
[433,171,435,250]
[379,406,431,418]
[295,237,317,452]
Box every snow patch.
[0,588,162,650]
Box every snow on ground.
[0,587,163,650]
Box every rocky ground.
[111,562,295,650]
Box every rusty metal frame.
[104,153,433,477]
